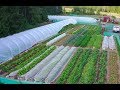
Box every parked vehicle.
[102,16,112,22]
[113,25,120,33]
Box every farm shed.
[48,15,98,25]
[0,18,77,63]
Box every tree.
[0,6,62,38]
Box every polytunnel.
[0,18,77,63]
[48,15,98,25]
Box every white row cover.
[45,47,76,84]
[34,46,70,82]
[108,35,115,50]
[48,15,98,24]
[0,19,77,62]
[23,46,65,81]
[46,33,66,46]
[102,36,109,50]
[6,46,55,78]
[102,35,115,50]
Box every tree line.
[63,6,120,15]
[0,6,62,38]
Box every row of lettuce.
[0,44,56,76]
[0,45,107,84]
[114,35,120,56]
[55,48,107,84]
[54,24,103,49]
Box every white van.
[113,25,120,33]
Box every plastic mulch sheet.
[103,32,112,36]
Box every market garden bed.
[17,46,77,83]
[55,48,107,84]
[0,45,56,76]
[44,24,102,48]
[61,25,102,48]
[94,50,107,84]
[107,51,119,84]
[1,23,120,84]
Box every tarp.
[103,32,112,36]
[105,23,114,31]
[0,77,43,84]
[103,31,119,37]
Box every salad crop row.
[73,34,91,47]
[0,45,46,72]
[7,46,47,73]
[87,35,96,47]
[63,32,81,46]
[84,25,101,35]
[55,48,83,84]
[96,50,107,84]
[66,30,88,46]
[66,49,91,84]
[94,26,102,35]
[115,37,120,56]
[18,46,56,76]
[73,35,85,47]
[8,46,50,73]
[87,35,103,49]
[62,25,102,47]
[93,35,103,49]
[80,35,91,47]
[0,44,45,67]
[67,32,84,46]
[79,49,99,84]
[63,25,91,46]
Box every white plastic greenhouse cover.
[0,18,77,63]
[48,15,98,24]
